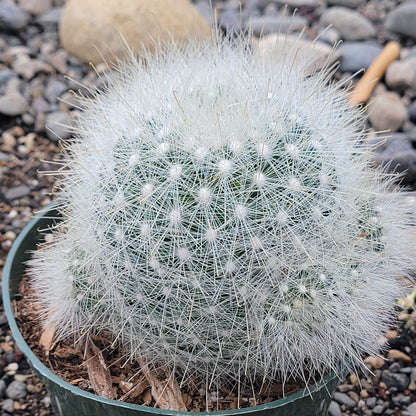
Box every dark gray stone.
[0,1,30,31]
[246,15,307,36]
[32,96,50,113]
[36,7,62,26]
[373,133,416,185]
[44,79,67,103]
[1,398,13,413]
[328,400,342,416]
[2,185,31,201]
[388,362,402,372]
[372,405,385,415]
[327,0,364,7]
[262,0,320,7]
[0,380,6,398]
[386,2,416,40]
[333,392,357,408]
[392,393,411,406]
[366,396,377,408]
[2,352,15,365]
[381,371,410,391]
[5,380,27,400]
[0,69,15,86]
[409,101,416,123]
[219,9,243,36]
[339,42,382,73]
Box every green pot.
[2,204,340,416]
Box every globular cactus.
[30,38,414,394]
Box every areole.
[2,204,340,416]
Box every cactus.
[29,38,414,395]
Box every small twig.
[350,41,400,105]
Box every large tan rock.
[59,0,211,65]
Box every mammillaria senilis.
[29,38,415,397]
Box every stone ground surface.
[0,0,416,414]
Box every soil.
[15,276,304,412]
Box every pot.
[2,203,340,416]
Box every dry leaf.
[53,344,81,359]
[85,339,114,399]
[139,361,187,411]
[119,376,149,402]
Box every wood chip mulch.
[15,276,303,412]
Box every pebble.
[11,53,53,80]
[246,15,307,36]
[372,404,385,415]
[381,371,410,391]
[366,396,377,408]
[320,6,376,41]
[386,2,416,40]
[46,111,72,141]
[5,380,27,400]
[2,185,31,202]
[409,101,416,123]
[44,79,67,103]
[337,383,353,392]
[392,393,411,406]
[0,1,30,31]
[0,69,15,86]
[47,49,68,74]
[256,34,339,74]
[36,6,62,26]
[0,92,28,116]
[219,9,243,36]
[328,400,342,416]
[364,356,385,370]
[59,0,211,65]
[333,391,357,407]
[264,0,321,7]
[373,133,416,183]
[1,399,14,413]
[59,91,79,110]
[338,41,382,73]
[385,57,416,91]
[327,0,364,7]
[403,402,416,416]
[0,380,6,398]
[367,92,407,132]
[19,0,53,15]
[387,349,412,364]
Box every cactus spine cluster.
[30,38,414,394]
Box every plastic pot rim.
[2,203,340,415]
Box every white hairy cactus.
[30,37,414,393]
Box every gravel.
[0,0,415,415]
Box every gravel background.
[0,0,416,415]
